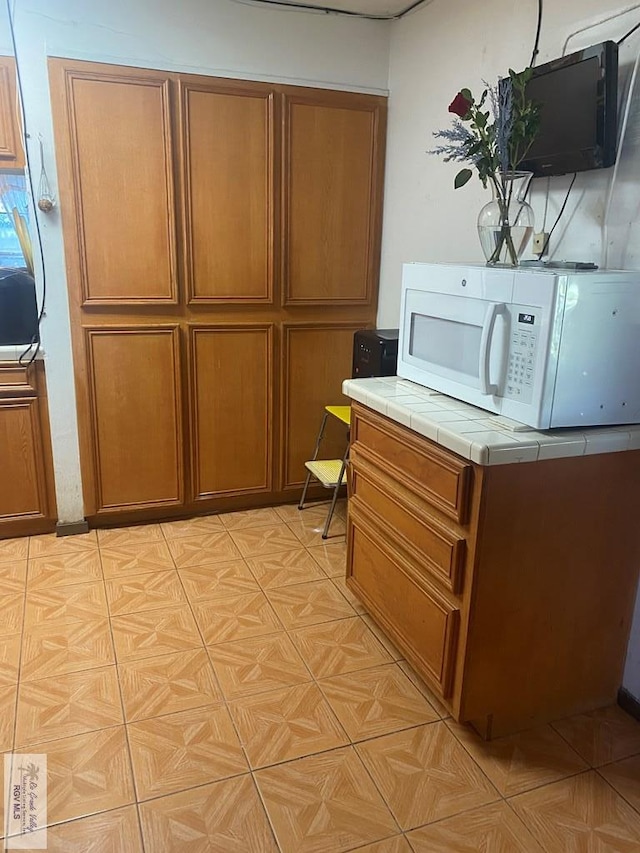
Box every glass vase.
[477,171,535,267]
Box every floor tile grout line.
[502,770,598,852]
[502,765,597,802]
[249,768,286,853]
[596,745,640,769]
[547,716,601,767]
[170,556,236,696]
[95,546,146,852]
[10,559,31,752]
[594,764,640,816]
[131,767,250,807]
[168,552,255,774]
[345,834,410,853]
[354,723,504,834]
[440,716,572,803]
[440,717,514,799]
[349,741,405,836]
[3,801,144,842]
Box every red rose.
[448,92,472,118]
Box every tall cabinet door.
[280,87,385,490]
[85,327,184,514]
[189,325,273,501]
[58,66,178,305]
[282,324,364,491]
[282,88,386,305]
[180,79,275,303]
[50,61,184,518]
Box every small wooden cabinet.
[0,57,25,168]
[347,402,640,738]
[0,362,56,538]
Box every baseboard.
[55,520,90,537]
[618,687,640,721]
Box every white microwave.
[397,263,640,429]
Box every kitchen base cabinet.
[346,402,640,739]
[0,361,57,538]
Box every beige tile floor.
[1,500,640,851]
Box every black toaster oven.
[352,329,399,378]
[0,270,39,346]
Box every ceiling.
[246,1,429,18]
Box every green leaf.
[460,87,474,102]
[454,168,473,189]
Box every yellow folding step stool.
[298,405,351,539]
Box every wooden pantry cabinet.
[49,59,385,524]
[0,361,57,537]
[347,402,640,739]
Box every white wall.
[378,0,640,326]
[379,0,640,701]
[6,0,390,524]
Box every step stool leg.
[298,470,313,510]
[298,411,330,511]
[322,450,348,539]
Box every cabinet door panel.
[0,398,47,519]
[350,458,465,594]
[348,507,459,698]
[284,92,385,305]
[86,327,183,512]
[189,325,272,498]
[351,404,472,524]
[282,323,362,490]
[66,71,177,303]
[0,58,23,165]
[182,82,273,302]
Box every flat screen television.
[518,41,618,178]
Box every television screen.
[519,41,618,177]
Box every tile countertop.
[342,377,640,466]
[0,344,44,361]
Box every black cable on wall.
[530,0,543,66]
[5,0,48,366]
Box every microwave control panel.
[505,307,539,403]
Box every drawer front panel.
[0,364,36,396]
[352,404,471,523]
[347,507,459,698]
[350,458,465,594]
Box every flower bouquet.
[430,70,540,266]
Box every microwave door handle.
[479,302,506,396]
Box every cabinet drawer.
[347,506,460,698]
[351,404,471,524]
[0,363,36,397]
[350,458,465,594]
